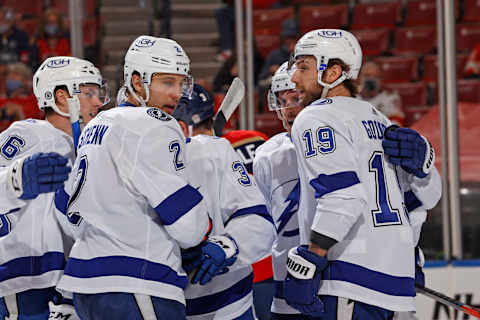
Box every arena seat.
[422,54,469,82]
[298,4,348,34]
[393,26,436,55]
[353,29,390,57]
[253,7,295,36]
[457,23,480,52]
[374,56,419,83]
[384,82,428,108]
[351,2,401,30]
[255,113,283,138]
[463,0,480,22]
[404,0,459,27]
[255,34,281,59]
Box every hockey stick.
[213,77,245,137]
[416,285,480,318]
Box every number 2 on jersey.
[169,140,185,171]
[369,151,402,227]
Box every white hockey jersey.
[0,119,75,296]
[253,132,301,315]
[291,96,416,312]
[183,134,275,320]
[56,107,210,305]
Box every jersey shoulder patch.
[146,107,172,121]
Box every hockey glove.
[415,246,425,288]
[382,125,435,178]
[190,234,239,285]
[181,244,203,274]
[8,152,71,200]
[284,245,328,317]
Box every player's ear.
[131,73,145,98]
[324,64,342,84]
[54,88,70,112]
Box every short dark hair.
[327,58,359,97]
[193,118,213,131]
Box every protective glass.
[79,80,111,106]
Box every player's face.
[78,84,103,125]
[291,56,323,107]
[277,89,302,134]
[148,73,185,115]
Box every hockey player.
[279,29,440,319]
[55,36,210,320]
[0,56,108,320]
[222,129,274,320]
[173,84,275,320]
[253,61,304,320]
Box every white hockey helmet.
[123,35,193,106]
[290,29,362,98]
[268,61,296,111]
[33,56,108,117]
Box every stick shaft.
[416,285,480,318]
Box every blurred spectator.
[3,62,43,122]
[465,44,480,78]
[0,7,37,69]
[257,18,298,111]
[6,62,32,98]
[215,0,291,62]
[0,101,24,132]
[36,8,71,61]
[359,61,405,126]
[212,43,264,94]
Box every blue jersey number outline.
[369,151,402,227]
[0,214,12,237]
[302,126,336,158]
[232,161,252,186]
[1,136,25,160]
[169,140,185,171]
[65,156,87,226]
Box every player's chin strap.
[67,95,82,151]
[318,71,348,99]
[127,82,150,107]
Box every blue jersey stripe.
[0,252,65,282]
[224,205,273,226]
[325,260,415,297]
[404,190,422,212]
[309,171,360,199]
[273,280,284,299]
[186,273,253,315]
[117,102,137,108]
[54,188,69,215]
[64,256,188,289]
[154,185,203,226]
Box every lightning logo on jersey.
[277,181,300,237]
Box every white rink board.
[416,262,480,320]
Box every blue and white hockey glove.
[284,245,328,317]
[7,152,71,200]
[415,246,425,288]
[382,125,435,178]
[190,234,239,285]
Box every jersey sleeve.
[0,121,42,212]
[124,125,209,248]
[291,111,367,243]
[220,142,275,265]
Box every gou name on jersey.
[361,119,387,140]
[77,124,109,149]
